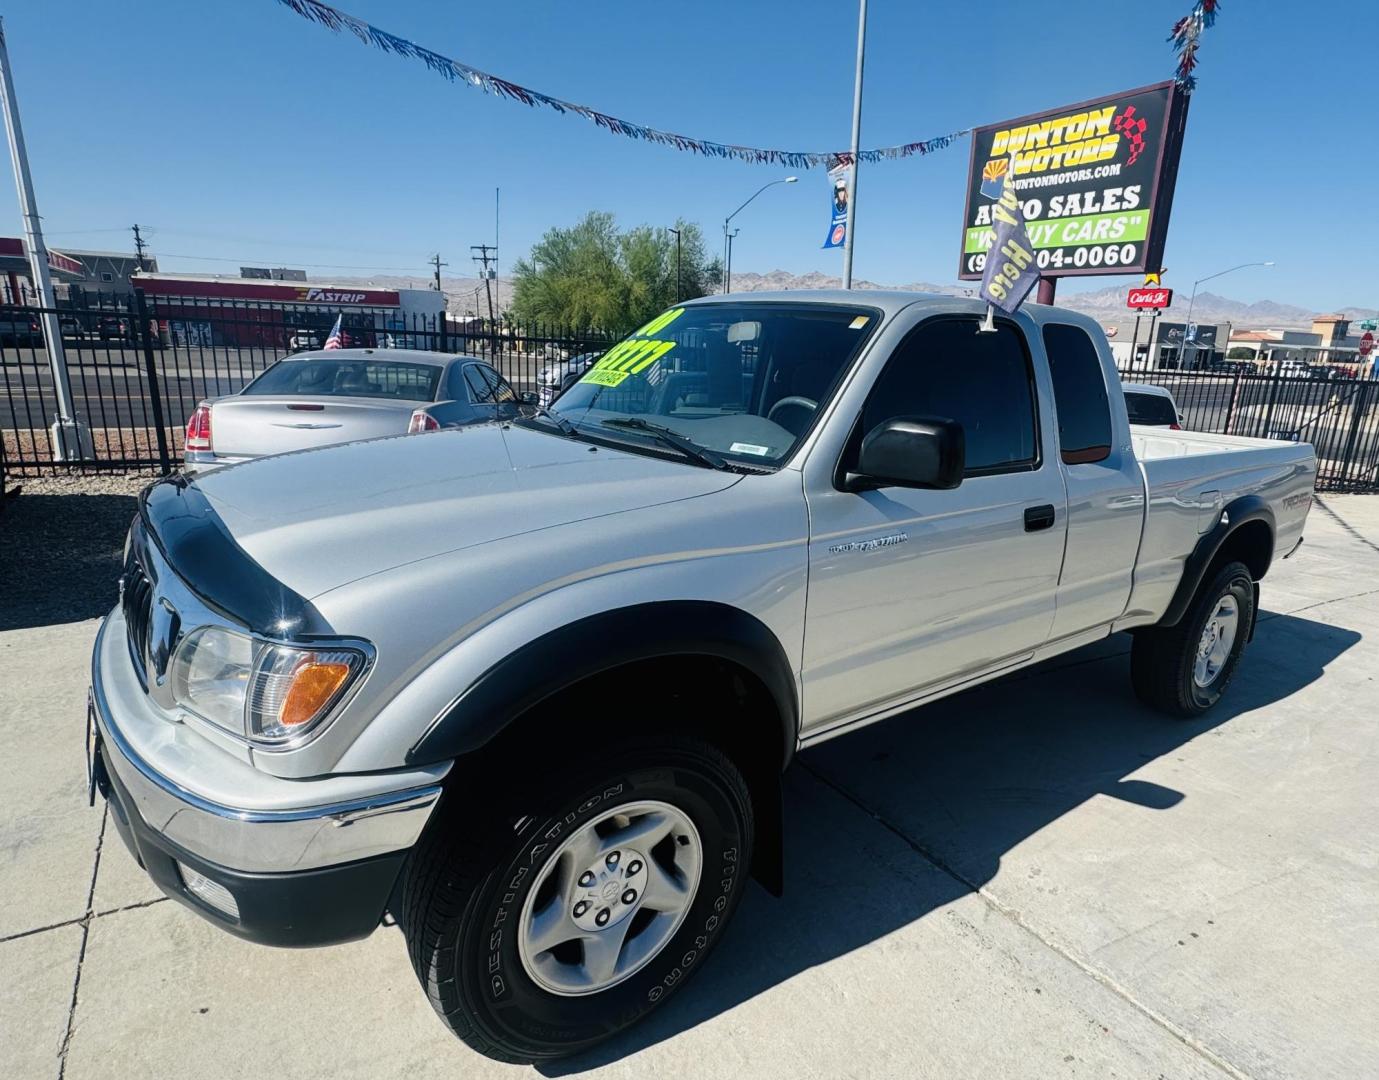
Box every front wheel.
[399,736,754,1063]
[1131,559,1255,717]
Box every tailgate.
[207,396,421,457]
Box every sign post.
[959,82,1191,300]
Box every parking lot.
[0,485,1374,1078]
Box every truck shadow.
[541,610,1359,1074]
[0,491,136,631]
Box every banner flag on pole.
[822,162,851,249]
[978,158,1039,316]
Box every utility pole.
[430,253,447,291]
[471,244,497,326]
[841,0,867,289]
[0,18,87,459]
[132,224,149,271]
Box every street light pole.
[722,176,798,294]
[841,0,867,289]
[0,18,86,459]
[1184,260,1274,368]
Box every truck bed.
[1120,427,1317,628]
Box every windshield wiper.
[599,417,729,470]
[520,401,578,437]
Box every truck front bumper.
[89,612,446,947]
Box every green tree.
[511,212,721,332]
[1226,346,1256,360]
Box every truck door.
[801,313,1067,735]
[1041,321,1144,640]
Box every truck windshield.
[546,302,878,468]
[243,359,442,400]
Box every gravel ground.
[0,472,154,631]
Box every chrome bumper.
[90,614,444,874]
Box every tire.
[399,736,754,1063]
[1131,559,1255,718]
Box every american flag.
[323,314,344,350]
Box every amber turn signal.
[279,661,353,729]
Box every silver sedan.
[183,349,531,470]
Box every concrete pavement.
[3,495,1378,1079]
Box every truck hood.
[189,423,741,599]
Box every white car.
[1123,381,1183,429]
[536,351,603,407]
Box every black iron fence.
[1,291,616,475]
[1115,358,1379,492]
[4,292,1378,491]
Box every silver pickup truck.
[88,292,1315,1062]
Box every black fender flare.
[406,601,797,896]
[1158,494,1275,628]
[407,600,799,768]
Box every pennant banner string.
[273,0,1222,166]
[1168,0,1221,91]
[271,0,967,169]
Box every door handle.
[1024,504,1056,532]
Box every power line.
[430,253,448,292]
[151,251,438,273]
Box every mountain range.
[725,271,1377,329]
[316,270,1375,330]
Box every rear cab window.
[1043,323,1113,464]
[1124,391,1178,426]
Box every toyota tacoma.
[88,292,1315,1062]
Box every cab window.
[859,317,1039,475]
[1043,323,1113,464]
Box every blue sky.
[1,0,1372,309]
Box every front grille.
[122,554,154,686]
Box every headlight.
[170,627,368,748]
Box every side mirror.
[520,391,539,406]
[844,416,965,492]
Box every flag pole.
[840,0,867,289]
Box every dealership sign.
[1127,286,1173,309]
[959,82,1190,281]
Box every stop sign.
[1361,331,1375,358]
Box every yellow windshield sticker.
[634,307,685,337]
[628,340,676,373]
[582,368,631,387]
[580,309,685,386]
[849,315,869,329]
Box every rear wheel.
[1131,560,1255,717]
[400,736,754,1063]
